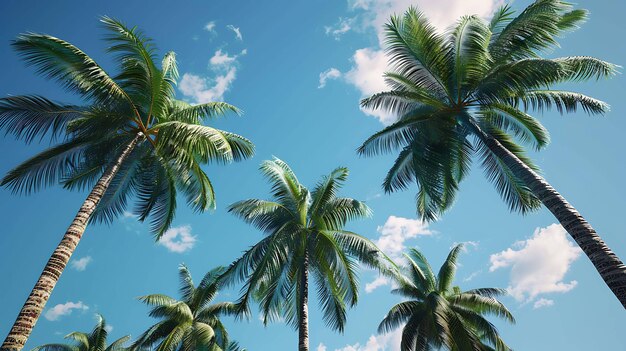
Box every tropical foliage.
[32,315,129,351]
[0,16,254,350]
[133,265,241,351]
[379,245,514,351]
[358,0,626,306]
[223,158,389,351]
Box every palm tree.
[380,245,514,351]
[358,0,626,306]
[0,18,254,350]
[133,265,241,351]
[32,315,129,351]
[224,158,388,351]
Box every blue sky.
[1,0,625,350]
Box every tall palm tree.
[380,245,514,351]
[133,265,241,351]
[224,158,388,351]
[0,18,254,350]
[358,0,626,306]
[32,315,129,351]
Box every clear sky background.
[0,0,625,350]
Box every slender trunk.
[298,248,309,351]
[1,133,144,351]
[476,126,626,308]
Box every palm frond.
[12,33,131,106]
[0,95,83,143]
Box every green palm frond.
[0,95,83,143]
[1,138,89,194]
[11,33,131,106]
[380,246,513,351]
[3,15,254,241]
[33,316,129,351]
[224,159,389,341]
[135,266,237,351]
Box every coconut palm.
[0,18,254,350]
[380,245,514,351]
[133,265,240,351]
[32,315,129,351]
[224,158,388,351]
[358,0,626,306]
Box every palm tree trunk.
[476,126,626,308]
[298,248,309,351]
[1,133,144,351]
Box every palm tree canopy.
[133,265,240,351]
[32,315,129,351]
[380,245,514,351]
[357,0,618,221]
[0,16,254,238]
[224,158,391,333]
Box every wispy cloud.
[180,46,246,104]
[70,256,92,271]
[157,225,197,253]
[227,24,243,40]
[463,270,482,282]
[209,49,247,67]
[490,224,582,304]
[533,298,555,309]
[364,276,390,293]
[45,301,89,321]
[204,21,216,33]
[325,17,355,40]
[318,68,342,88]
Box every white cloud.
[205,21,216,32]
[375,215,432,259]
[343,48,393,124]
[180,45,246,104]
[318,68,342,88]
[209,49,247,67]
[337,0,503,124]
[325,17,355,40]
[44,301,89,321]
[489,224,582,303]
[157,225,197,253]
[227,25,243,40]
[365,276,390,293]
[179,69,237,104]
[318,344,328,351]
[533,298,555,309]
[70,256,92,271]
[210,49,237,66]
[335,329,402,351]
[365,216,432,293]
[463,270,482,282]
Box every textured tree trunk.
[477,127,626,308]
[1,133,144,351]
[298,248,309,351]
